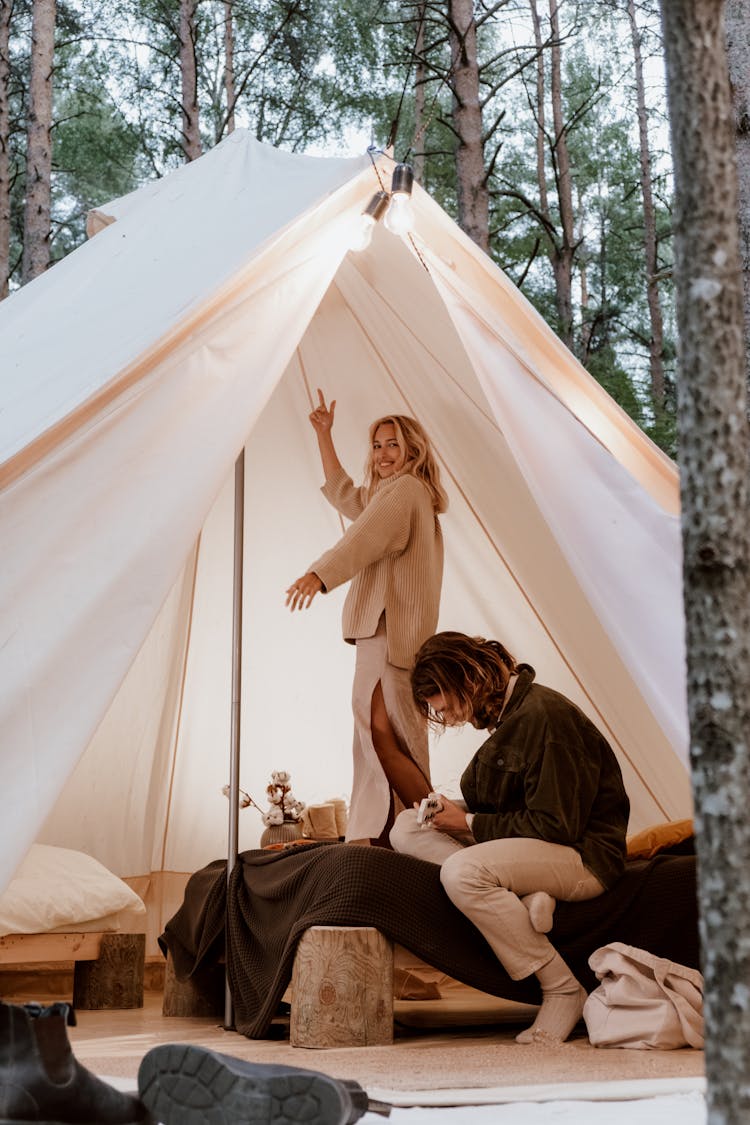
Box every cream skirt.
[346,615,429,842]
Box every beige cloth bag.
[583,941,704,1049]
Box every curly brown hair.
[411,631,517,730]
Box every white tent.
[0,131,691,947]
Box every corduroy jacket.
[461,665,630,888]
[309,465,443,669]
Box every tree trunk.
[725,0,750,387]
[223,0,235,136]
[179,0,201,160]
[659,4,750,1123]
[21,0,55,284]
[412,1,425,183]
[447,0,489,251]
[529,0,549,218]
[0,0,11,298]
[548,0,574,348]
[627,0,666,410]
[578,187,592,361]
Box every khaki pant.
[390,809,604,980]
[346,618,429,842]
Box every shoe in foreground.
[0,1000,152,1124]
[138,1042,389,1125]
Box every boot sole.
[137,1043,352,1125]
[0,1119,147,1125]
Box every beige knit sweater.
[309,465,444,669]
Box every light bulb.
[350,213,376,252]
[350,190,389,253]
[384,192,415,237]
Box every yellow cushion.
[626,818,694,860]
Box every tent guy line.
[295,347,346,537]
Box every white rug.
[105,1075,707,1124]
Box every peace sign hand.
[309,388,336,435]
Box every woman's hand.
[429,796,472,835]
[285,572,324,611]
[309,388,336,436]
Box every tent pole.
[224,447,245,1030]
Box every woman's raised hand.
[309,388,336,435]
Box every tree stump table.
[290,926,393,1048]
[161,950,224,1018]
[71,933,145,1009]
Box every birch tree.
[626,0,665,410]
[222,0,235,134]
[412,0,426,182]
[179,0,201,159]
[504,0,581,349]
[659,2,750,1121]
[0,0,10,298]
[546,0,575,347]
[21,0,55,283]
[725,0,750,384]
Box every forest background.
[0,0,676,453]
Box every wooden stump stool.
[73,933,145,1010]
[290,926,393,1048]
[161,951,224,1018]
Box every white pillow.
[0,844,146,936]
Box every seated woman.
[390,631,630,1045]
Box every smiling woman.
[286,391,447,845]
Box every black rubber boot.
[138,1042,391,1125]
[0,1001,153,1124]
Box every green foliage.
[3,0,679,455]
[483,18,676,453]
[51,79,146,258]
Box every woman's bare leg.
[370,681,432,808]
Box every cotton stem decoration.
[262,770,306,827]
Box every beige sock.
[516,952,587,1045]
[521,891,556,933]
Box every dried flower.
[261,770,306,826]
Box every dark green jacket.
[460,665,629,889]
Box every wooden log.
[161,950,224,1018]
[290,925,393,1048]
[73,933,145,1010]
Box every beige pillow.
[0,844,146,936]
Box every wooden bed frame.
[0,931,145,1009]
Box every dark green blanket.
[161,842,699,1039]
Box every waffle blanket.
[160,842,699,1039]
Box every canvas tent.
[0,131,691,946]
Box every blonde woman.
[286,390,447,845]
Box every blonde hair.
[364,415,448,514]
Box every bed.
[160,840,700,1039]
[0,844,147,1009]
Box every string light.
[351,190,390,252]
[384,163,415,237]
